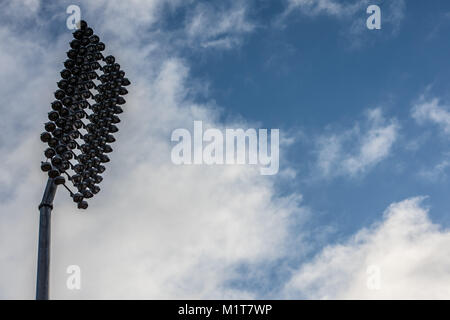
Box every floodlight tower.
[36,20,130,300]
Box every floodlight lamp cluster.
[40,20,130,210]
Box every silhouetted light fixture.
[36,20,130,301]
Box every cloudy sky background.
[1,0,450,299]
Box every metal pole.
[36,178,58,300]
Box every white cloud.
[315,108,399,178]
[412,98,450,135]
[3,0,40,18]
[411,97,450,182]
[81,0,182,37]
[286,0,364,18]
[387,0,407,34]
[284,0,406,47]
[285,197,450,299]
[80,0,255,53]
[185,1,254,49]
[419,158,450,182]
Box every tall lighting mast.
[37,20,130,300]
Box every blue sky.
[2,0,450,299]
[184,1,450,241]
[217,1,450,296]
